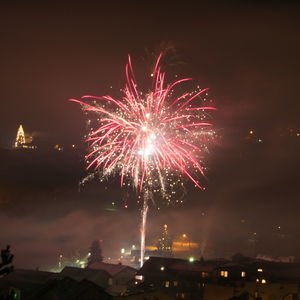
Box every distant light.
[241,271,246,277]
[257,268,263,272]
[182,234,187,238]
[220,270,228,278]
[121,248,125,254]
[132,245,136,249]
[135,275,143,281]
[88,252,91,257]
[249,130,254,135]
[261,279,266,284]
[160,266,165,271]
[188,257,195,263]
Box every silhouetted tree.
[0,245,14,276]
[88,240,103,265]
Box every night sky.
[1,1,300,270]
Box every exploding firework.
[70,54,216,266]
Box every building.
[138,254,300,300]
[138,256,220,300]
[59,266,111,289]
[115,291,176,300]
[28,277,112,300]
[0,269,57,299]
[88,261,137,295]
[0,265,132,299]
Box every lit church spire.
[15,125,26,148]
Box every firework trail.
[70,54,215,266]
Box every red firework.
[70,54,216,192]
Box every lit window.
[174,281,178,287]
[201,272,208,278]
[220,270,228,278]
[241,271,246,277]
[257,268,263,272]
[165,281,170,288]
[261,279,266,284]
[135,275,143,281]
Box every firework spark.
[70,54,216,194]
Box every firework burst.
[71,54,216,266]
[70,54,216,198]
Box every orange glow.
[172,241,199,251]
[145,245,157,251]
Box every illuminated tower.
[15,125,26,148]
[157,224,173,257]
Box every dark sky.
[0,1,300,269]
